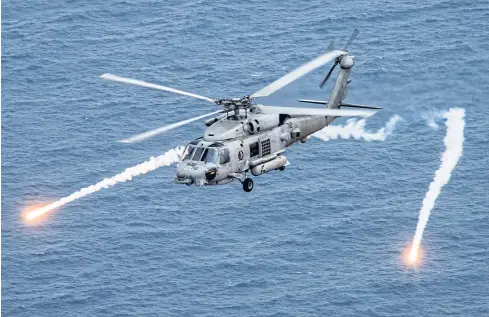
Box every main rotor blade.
[120,110,223,143]
[257,105,376,118]
[250,50,346,98]
[101,73,216,103]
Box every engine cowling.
[246,119,261,133]
[251,155,287,176]
[245,114,280,134]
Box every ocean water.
[2,0,489,316]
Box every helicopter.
[101,29,381,192]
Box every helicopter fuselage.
[175,112,333,187]
[175,59,355,190]
[175,57,356,191]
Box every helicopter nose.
[177,163,207,179]
[176,170,186,178]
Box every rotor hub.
[215,96,254,110]
[340,55,354,69]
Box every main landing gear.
[229,172,254,192]
[242,178,254,192]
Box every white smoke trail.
[421,110,445,129]
[313,115,402,142]
[408,108,465,262]
[25,146,184,221]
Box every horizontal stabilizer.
[298,99,382,110]
[340,102,382,110]
[298,99,328,105]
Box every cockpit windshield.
[192,147,205,161]
[202,148,218,164]
[182,145,219,164]
[183,145,196,160]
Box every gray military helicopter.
[101,30,380,192]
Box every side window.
[220,148,230,164]
[249,142,259,157]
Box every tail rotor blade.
[343,28,359,52]
[319,29,359,89]
[319,61,338,89]
[120,110,223,143]
[326,40,335,52]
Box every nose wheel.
[243,178,254,192]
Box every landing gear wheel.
[243,178,254,192]
[279,166,286,171]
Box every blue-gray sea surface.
[2,0,489,316]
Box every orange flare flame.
[403,243,423,267]
[22,202,54,224]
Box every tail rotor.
[319,29,359,89]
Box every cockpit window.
[202,148,218,164]
[191,147,205,161]
[183,145,196,160]
[184,146,219,164]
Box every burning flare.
[24,146,184,223]
[408,108,465,263]
[403,243,423,266]
[408,247,419,263]
[313,115,402,142]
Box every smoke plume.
[313,115,402,142]
[25,146,184,221]
[408,108,465,262]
